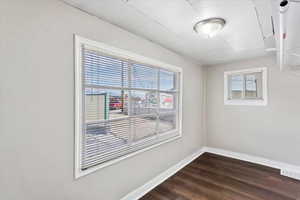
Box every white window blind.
[75,36,182,176]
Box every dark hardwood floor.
[140,153,300,200]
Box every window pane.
[159,93,176,112]
[229,74,243,99]
[160,70,176,91]
[130,91,158,115]
[158,113,176,133]
[85,88,128,122]
[84,50,129,88]
[133,115,157,142]
[245,72,263,99]
[131,63,158,89]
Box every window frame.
[224,67,268,106]
[74,35,183,178]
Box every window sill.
[224,99,267,106]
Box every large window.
[75,36,182,177]
[224,67,267,106]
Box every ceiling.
[63,0,300,66]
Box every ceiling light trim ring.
[193,17,226,38]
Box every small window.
[224,68,267,106]
[75,36,182,178]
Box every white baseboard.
[203,146,300,181]
[120,149,205,200]
[121,146,300,200]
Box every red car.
[109,102,122,110]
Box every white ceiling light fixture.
[194,18,226,38]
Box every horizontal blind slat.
[82,132,177,170]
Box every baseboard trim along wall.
[203,147,300,181]
[120,149,205,200]
[121,146,300,200]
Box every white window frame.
[74,35,183,178]
[224,67,268,106]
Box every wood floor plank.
[183,166,293,200]
[190,157,300,198]
[162,179,209,200]
[154,184,188,200]
[197,153,299,185]
[197,153,279,174]
[200,153,300,192]
[174,171,255,200]
[140,153,300,200]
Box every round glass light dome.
[194,18,226,38]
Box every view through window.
[228,72,263,100]
[77,42,181,172]
[224,67,267,106]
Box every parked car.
[109,101,122,110]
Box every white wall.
[0,0,206,200]
[206,55,300,166]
